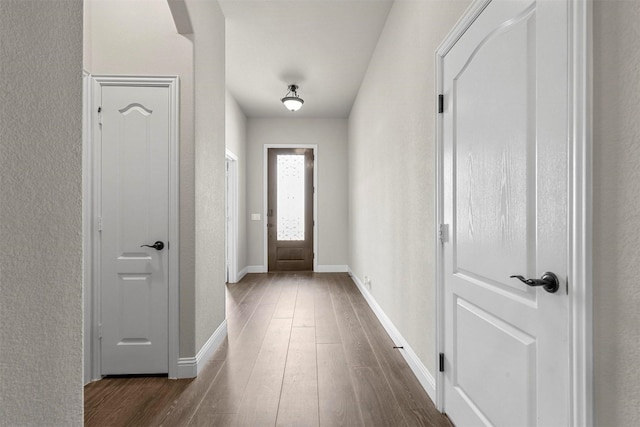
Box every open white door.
[95,77,178,375]
[439,0,573,425]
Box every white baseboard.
[244,265,349,274]
[237,266,248,282]
[247,265,266,273]
[176,320,227,379]
[176,356,197,378]
[316,264,349,273]
[348,268,437,402]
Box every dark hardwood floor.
[84,272,452,426]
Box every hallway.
[85,273,451,426]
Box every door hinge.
[97,217,103,232]
[438,94,444,114]
[98,106,103,126]
[439,353,445,372]
[439,224,449,244]
[98,324,103,339]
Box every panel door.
[441,0,570,425]
[268,148,314,271]
[99,83,170,375]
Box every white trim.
[348,269,437,402]
[225,149,239,161]
[90,74,102,383]
[176,357,198,379]
[316,265,349,273]
[89,75,181,379]
[262,144,319,272]
[176,320,228,378]
[82,70,93,384]
[434,1,592,423]
[225,150,239,284]
[166,76,180,380]
[247,265,267,273]
[569,1,593,425]
[437,0,492,58]
[237,266,249,282]
[196,320,227,375]
[434,79,445,411]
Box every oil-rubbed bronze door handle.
[510,272,559,293]
[140,241,165,251]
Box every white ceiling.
[219,0,394,118]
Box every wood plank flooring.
[84,272,452,427]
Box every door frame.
[83,70,92,384]
[85,75,180,380]
[263,144,318,272]
[434,0,592,425]
[225,149,239,283]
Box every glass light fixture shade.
[281,96,304,112]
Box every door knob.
[140,241,165,251]
[510,272,559,293]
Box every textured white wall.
[593,1,640,424]
[88,0,199,356]
[246,119,349,269]
[187,0,227,352]
[226,91,249,274]
[0,0,84,424]
[348,0,469,374]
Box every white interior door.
[441,0,570,425]
[98,82,171,375]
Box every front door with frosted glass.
[268,148,314,271]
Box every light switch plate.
[251,213,261,221]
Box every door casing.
[85,75,180,380]
[434,0,592,425]
[263,144,318,272]
[83,70,92,385]
[226,149,239,283]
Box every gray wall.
[226,91,249,275]
[247,118,349,270]
[593,1,640,424]
[0,0,84,424]
[188,0,227,355]
[348,0,470,374]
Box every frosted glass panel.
[277,154,305,241]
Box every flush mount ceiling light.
[281,84,304,112]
